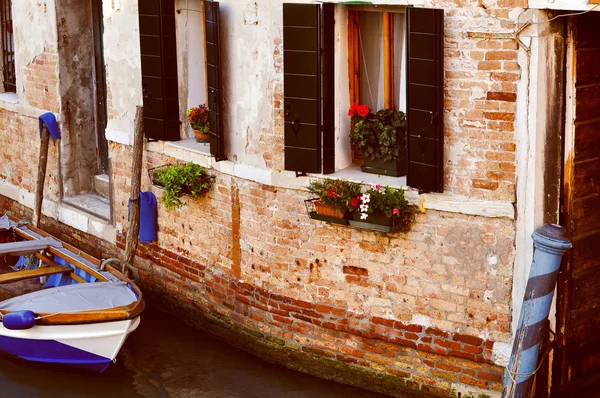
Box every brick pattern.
[111,232,506,396]
[0,110,60,201]
[433,0,524,201]
[21,49,60,113]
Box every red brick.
[487,91,516,102]
[453,333,484,346]
[460,375,488,389]
[479,371,503,382]
[342,266,369,276]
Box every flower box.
[304,198,349,226]
[349,211,411,233]
[361,156,406,177]
[314,201,345,218]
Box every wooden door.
[556,12,600,396]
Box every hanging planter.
[148,163,214,210]
[349,209,413,233]
[305,198,349,226]
[347,184,414,233]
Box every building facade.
[0,0,598,396]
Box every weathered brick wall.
[99,142,515,396]
[0,0,528,396]
[21,49,60,113]
[0,110,61,202]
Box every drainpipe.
[502,224,572,398]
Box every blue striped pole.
[502,224,572,398]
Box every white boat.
[0,215,144,372]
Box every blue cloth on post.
[138,192,157,243]
[38,112,61,140]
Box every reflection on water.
[0,306,388,398]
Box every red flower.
[327,189,334,197]
[357,105,369,117]
[348,102,358,116]
[350,197,359,208]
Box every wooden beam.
[383,12,394,109]
[33,127,51,227]
[0,266,72,284]
[125,106,144,265]
[348,10,360,105]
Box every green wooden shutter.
[406,7,444,192]
[205,0,225,161]
[283,3,334,174]
[139,0,180,141]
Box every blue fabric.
[138,192,157,243]
[38,112,61,140]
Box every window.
[0,0,15,93]
[282,4,444,193]
[138,0,225,161]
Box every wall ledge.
[145,140,515,220]
[0,180,116,244]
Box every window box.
[362,155,406,177]
[305,198,350,226]
[349,210,412,233]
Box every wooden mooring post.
[502,224,572,398]
[124,106,144,265]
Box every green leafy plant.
[348,184,414,230]
[306,178,363,213]
[348,104,406,162]
[153,162,213,210]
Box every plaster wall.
[11,0,59,110]
[55,0,98,196]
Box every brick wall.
[22,49,60,113]
[0,0,528,396]
[99,142,515,396]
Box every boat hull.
[0,317,140,372]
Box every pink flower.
[370,183,381,190]
[393,208,399,215]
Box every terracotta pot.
[315,201,345,218]
[193,129,211,143]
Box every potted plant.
[348,103,407,177]
[306,178,362,219]
[149,162,214,210]
[348,184,413,233]
[186,104,211,143]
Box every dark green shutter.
[139,0,180,141]
[283,3,334,174]
[406,8,444,192]
[205,1,225,161]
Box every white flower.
[360,204,369,212]
[360,212,369,220]
[361,194,371,203]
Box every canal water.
[0,306,389,398]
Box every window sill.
[0,92,18,104]
[318,164,407,190]
[146,138,213,168]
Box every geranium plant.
[348,103,406,162]
[307,178,362,214]
[348,184,413,231]
[186,104,210,134]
